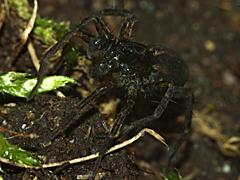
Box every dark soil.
[1,95,142,179]
[0,0,240,180]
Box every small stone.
[223,70,237,86]
[222,163,231,173]
[2,120,7,126]
[3,103,16,107]
[204,40,216,52]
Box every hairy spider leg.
[167,89,193,168]
[118,15,136,40]
[99,9,135,20]
[52,16,113,76]
[122,85,175,134]
[90,16,112,39]
[27,29,91,100]
[98,9,136,40]
[50,44,75,75]
[27,14,113,101]
[42,86,110,145]
[111,97,136,136]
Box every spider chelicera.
[28,8,193,178]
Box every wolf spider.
[28,8,193,178]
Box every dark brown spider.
[28,9,193,178]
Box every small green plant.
[0,133,41,167]
[8,0,69,45]
[164,171,183,180]
[0,72,76,98]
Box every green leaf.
[34,17,69,44]
[0,72,76,98]
[9,0,69,45]
[0,133,41,167]
[163,170,183,180]
[8,0,31,20]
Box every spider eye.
[94,38,102,46]
[93,37,107,50]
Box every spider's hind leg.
[168,88,193,168]
[120,86,193,169]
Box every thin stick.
[0,127,39,139]
[10,0,38,66]
[0,3,6,30]
[41,128,167,168]
[25,0,40,71]
[27,41,40,71]
[0,128,167,169]
[3,0,9,17]
[20,0,38,45]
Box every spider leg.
[99,9,135,19]
[110,97,136,136]
[42,86,109,146]
[85,9,136,40]
[118,15,136,40]
[98,9,136,39]
[122,85,175,134]
[167,88,193,168]
[90,16,112,39]
[121,86,193,168]
[50,43,75,75]
[82,10,137,40]
[27,12,115,101]
[27,26,95,101]
[90,94,136,179]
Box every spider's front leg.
[27,14,111,101]
[118,13,136,40]
[27,28,93,101]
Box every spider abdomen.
[148,46,189,86]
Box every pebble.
[204,40,216,52]
[222,163,231,173]
[222,70,237,86]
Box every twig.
[42,128,167,168]
[0,127,39,139]
[20,0,38,45]
[3,0,9,17]
[0,3,6,30]
[24,0,40,70]
[0,128,167,169]
[27,41,40,71]
[193,111,240,157]
[11,0,38,66]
